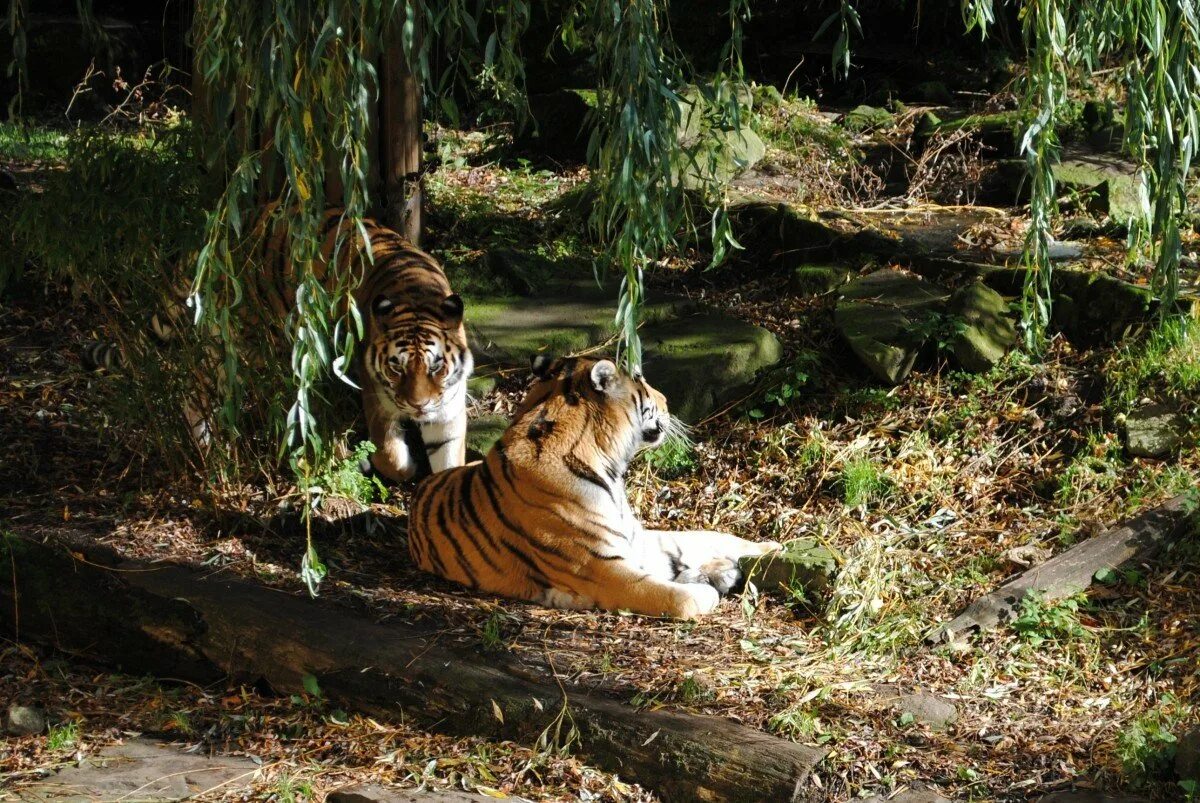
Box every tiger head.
[366,292,472,421]
[508,355,675,464]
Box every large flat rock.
[640,312,782,423]
[465,273,782,424]
[12,739,260,802]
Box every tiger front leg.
[363,390,418,482]
[419,399,467,473]
[644,529,781,595]
[568,559,722,619]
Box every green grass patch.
[840,457,891,509]
[1107,317,1200,413]
[46,721,79,751]
[0,121,69,161]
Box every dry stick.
[1,531,825,803]
[931,492,1199,643]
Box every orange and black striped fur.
[257,207,473,480]
[94,206,472,479]
[407,356,780,618]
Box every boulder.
[4,703,46,736]
[873,686,959,731]
[947,281,1017,372]
[13,738,261,801]
[920,110,1021,156]
[640,312,783,424]
[978,266,1156,345]
[680,127,766,190]
[789,265,852,295]
[1123,404,1188,459]
[328,784,485,802]
[842,104,895,133]
[738,538,839,598]
[1052,151,1145,225]
[676,84,765,189]
[835,269,950,384]
[860,788,953,803]
[465,269,782,424]
[910,81,954,105]
[1036,794,1151,803]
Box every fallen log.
[932,492,1199,643]
[0,530,825,802]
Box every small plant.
[641,434,697,478]
[840,457,890,509]
[1011,591,1088,646]
[673,674,711,704]
[768,708,830,743]
[1117,695,1194,784]
[271,773,316,803]
[478,609,513,652]
[749,352,821,419]
[315,440,388,505]
[46,722,79,751]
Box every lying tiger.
[408,355,780,618]
[88,206,472,480]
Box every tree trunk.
[381,22,422,244]
[0,531,825,803]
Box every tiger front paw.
[675,558,741,596]
[675,583,721,618]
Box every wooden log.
[932,493,1199,643]
[0,531,824,803]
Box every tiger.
[407,355,780,618]
[85,206,473,480]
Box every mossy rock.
[947,281,1017,372]
[466,277,697,367]
[979,265,1157,345]
[640,312,783,424]
[789,265,852,295]
[842,105,895,133]
[738,538,840,598]
[910,81,954,105]
[1051,150,1144,224]
[727,199,905,269]
[466,414,509,460]
[464,264,783,423]
[835,269,950,384]
[1123,404,1187,459]
[680,127,766,190]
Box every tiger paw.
[675,558,741,596]
[677,582,721,618]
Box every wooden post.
[381,19,423,244]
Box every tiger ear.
[440,293,464,322]
[530,353,556,378]
[590,359,618,393]
[372,295,394,316]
